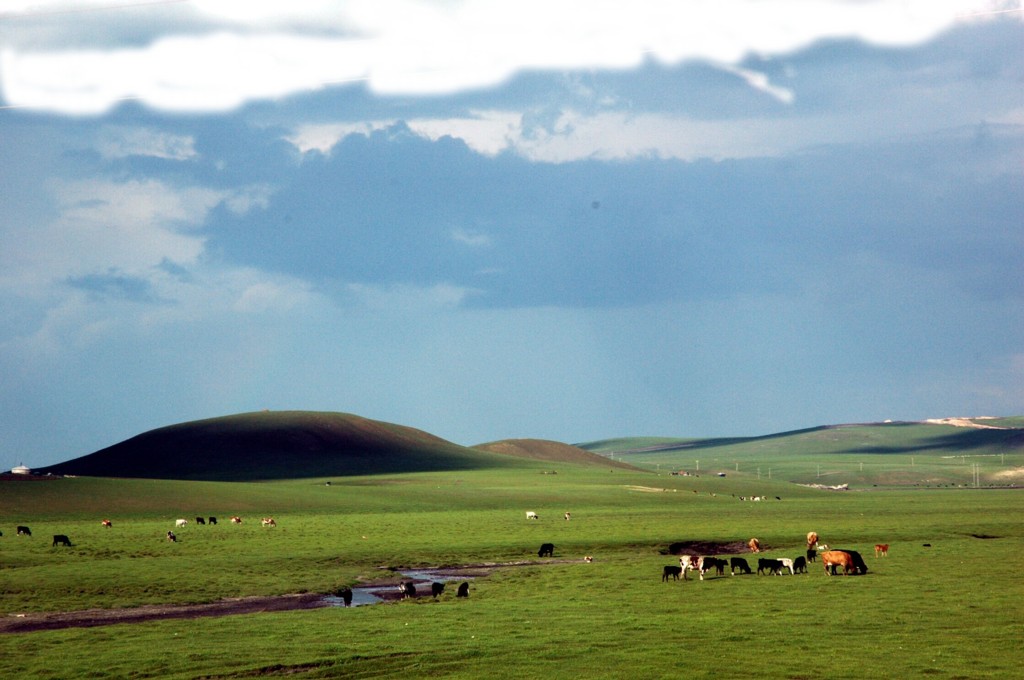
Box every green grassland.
[2,459,1023,679]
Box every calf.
[874,543,889,557]
[261,517,277,527]
[538,542,554,557]
[101,519,112,528]
[208,517,217,525]
[730,557,752,575]
[663,565,683,581]
[526,511,539,520]
[52,534,71,547]
[431,582,446,598]
[195,516,206,525]
[399,581,417,599]
[793,556,807,574]
[700,557,727,578]
[806,548,817,563]
[778,558,795,575]
[17,525,31,537]
[230,516,242,524]
[337,586,353,607]
[457,582,470,598]
[757,558,783,575]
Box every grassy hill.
[35,411,534,482]
[472,438,640,470]
[579,419,1024,487]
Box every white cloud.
[451,228,493,248]
[346,282,480,310]
[96,126,197,160]
[2,0,1006,114]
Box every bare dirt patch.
[662,540,754,556]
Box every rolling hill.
[34,411,556,482]
[473,438,639,470]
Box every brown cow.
[230,516,242,524]
[807,531,818,549]
[748,538,761,553]
[261,517,277,527]
[101,519,112,528]
[821,550,855,575]
[874,543,889,557]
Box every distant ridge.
[36,411,529,482]
[472,438,640,470]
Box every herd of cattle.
[664,531,881,580]
[8,515,274,548]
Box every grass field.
[2,458,1023,678]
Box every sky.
[1,1,1022,469]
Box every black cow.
[836,549,869,575]
[793,556,807,574]
[337,586,353,607]
[538,543,554,557]
[208,517,217,525]
[757,558,783,575]
[730,557,752,575]
[700,557,727,578]
[806,548,817,563]
[399,581,417,599]
[52,534,71,547]
[195,516,206,525]
[17,525,31,537]
[457,582,469,598]
[431,582,446,598]
[662,565,683,581]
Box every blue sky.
[2,1,1022,468]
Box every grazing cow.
[793,556,807,574]
[842,549,869,575]
[175,519,187,528]
[526,511,539,520]
[538,542,554,557]
[807,531,819,550]
[261,517,277,527]
[230,516,242,524]
[52,534,71,547]
[431,582,446,598]
[923,543,931,547]
[730,557,752,575]
[457,582,470,598]
[777,558,795,575]
[678,555,700,581]
[399,581,417,599]
[821,550,855,575]
[101,519,112,528]
[700,557,727,578]
[663,565,683,581]
[17,526,31,536]
[337,586,353,607]
[166,531,177,542]
[583,555,594,563]
[748,538,761,553]
[806,548,817,563]
[874,543,889,557]
[195,517,205,525]
[564,512,571,521]
[757,558,783,575]
[208,517,217,525]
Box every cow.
[52,534,71,547]
[807,531,819,550]
[806,548,817,563]
[101,519,112,528]
[17,526,31,537]
[195,516,206,525]
[166,531,177,542]
[730,557,752,575]
[564,512,571,521]
[175,519,187,528]
[699,557,727,578]
[793,556,807,574]
[526,511,539,520]
[538,542,554,557]
[777,558,795,575]
[821,550,855,575]
[208,517,217,525]
[748,538,761,553]
[457,582,470,598]
[261,517,277,527]
[583,555,594,563]
[662,565,683,581]
[874,543,889,557]
[399,581,416,599]
[841,549,869,575]
[757,558,783,575]
[431,582,446,598]
[337,586,353,607]
[230,516,242,524]
[678,555,700,580]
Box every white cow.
[778,557,795,575]
[525,511,539,520]
[678,555,700,581]
[175,519,187,528]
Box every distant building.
[10,464,31,475]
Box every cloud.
[96,126,197,160]
[2,0,1007,114]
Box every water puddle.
[324,570,474,607]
